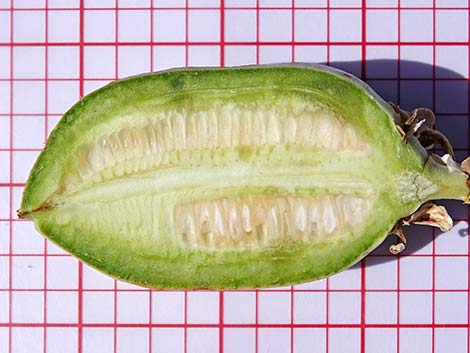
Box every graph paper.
[1,0,470,352]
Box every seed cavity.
[74,105,368,183]
[173,194,372,249]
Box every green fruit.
[19,64,469,289]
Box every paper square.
[47,256,78,289]
[13,11,45,43]
[294,328,326,353]
[13,0,45,8]
[435,292,468,324]
[12,291,44,323]
[434,217,468,255]
[48,46,80,78]
[259,10,292,42]
[365,329,396,353]
[13,151,40,183]
[11,328,43,353]
[11,256,44,289]
[436,10,468,42]
[225,0,256,6]
[0,118,9,149]
[329,329,360,353]
[84,0,114,7]
[224,328,255,353]
[117,291,149,324]
[153,0,186,7]
[293,291,326,324]
[0,188,9,219]
[399,81,433,111]
[0,152,7,183]
[187,328,219,353]
[84,10,115,42]
[401,0,432,6]
[366,0,397,6]
[0,257,8,289]
[329,292,361,324]
[436,0,467,6]
[0,47,10,78]
[400,328,432,353]
[119,0,150,7]
[436,80,468,114]
[0,82,10,114]
[434,115,468,149]
[117,328,149,353]
[47,116,61,138]
[400,256,433,290]
[118,10,151,42]
[436,256,468,290]
[47,291,78,323]
[13,47,45,78]
[12,187,24,218]
[153,10,186,42]
[225,46,257,66]
[294,10,327,42]
[12,221,44,254]
[260,0,291,6]
[259,328,290,353]
[259,46,292,64]
[187,291,219,324]
[118,46,151,78]
[400,292,432,324]
[366,10,398,42]
[0,329,7,353]
[225,10,256,42]
[329,46,362,76]
[47,328,78,353]
[330,0,361,5]
[13,81,45,114]
[0,222,9,254]
[295,0,327,6]
[435,328,467,353]
[84,80,112,95]
[188,10,220,42]
[48,81,80,114]
[49,0,80,7]
[153,46,186,70]
[400,46,433,78]
[258,291,291,324]
[224,291,256,324]
[329,264,361,289]
[365,292,397,324]
[0,292,9,323]
[400,10,433,42]
[435,46,468,78]
[153,328,184,353]
[84,46,116,78]
[83,292,115,323]
[330,10,361,42]
[294,46,327,64]
[83,328,114,353]
[0,12,10,43]
[12,116,44,149]
[48,10,80,42]
[82,263,115,289]
[188,46,220,66]
[365,46,398,78]
[189,0,220,6]
[153,291,185,324]
[365,257,397,290]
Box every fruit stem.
[426,158,470,204]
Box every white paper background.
[1,1,470,352]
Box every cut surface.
[21,65,452,289]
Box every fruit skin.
[18,64,469,289]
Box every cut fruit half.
[19,64,470,289]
